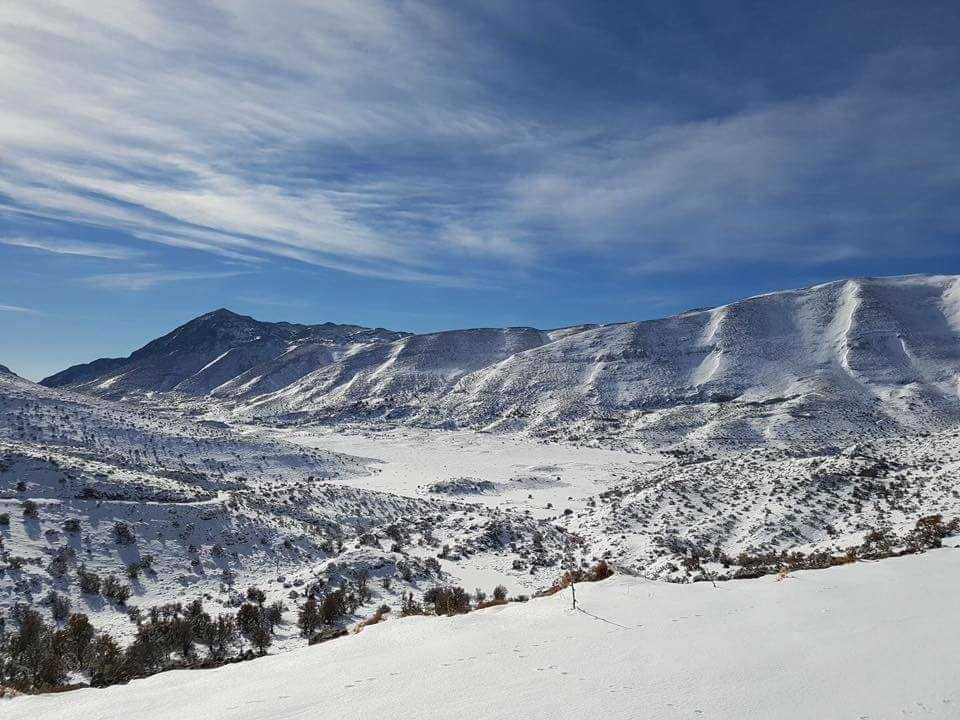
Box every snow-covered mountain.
[41,309,407,399]
[42,275,960,450]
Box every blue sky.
[2,1,959,380]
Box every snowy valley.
[3,274,960,716]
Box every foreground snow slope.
[12,549,960,719]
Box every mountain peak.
[196,307,250,323]
[206,307,240,318]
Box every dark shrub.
[87,633,124,687]
[112,522,136,545]
[61,613,95,670]
[63,518,81,534]
[102,574,131,605]
[78,566,102,595]
[45,590,71,622]
[424,585,471,616]
[320,589,348,625]
[297,596,321,637]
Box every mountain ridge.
[41,309,410,398]
[40,274,960,450]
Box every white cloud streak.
[83,270,250,291]
[0,303,44,316]
[2,236,139,260]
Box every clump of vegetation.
[112,521,136,545]
[2,607,66,690]
[78,566,102,595]
[102,574,132,605]
[46,550,71,579]
[400,592,424,616]
[425,585,468,615]
[236,602,272,656]
[538,560,615,597]
[44,590,71,623]
[320,589,349,625]
[297,596,322,637]
[423,585,471,616]
[126,555,154,580]
[476,584,510,609]
[732,515,960,579]
[22,500,39,520]
[62,518,81,534]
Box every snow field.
[9,548,960,719]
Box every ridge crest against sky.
[2,1,959,379]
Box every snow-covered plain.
[9,548,960,719]
[260,425,654,513]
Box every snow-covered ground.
[6,363,960,654]
[9,547,960,719]
[260,425,656,514]
[5,274,960,711]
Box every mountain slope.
[41,309,407,399]
[10,549,960,719]
[40,275,960,450]
[244,274,960,448]
[0,371,577,652]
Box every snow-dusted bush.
[44,590,71,622]
[78,566,102,595]
[112,521,136,545]
[62,518,81,534]
[102,574,131,605]
[423,585,471,616]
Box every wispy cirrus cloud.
[0,1,530,283]
[0,303,45,316]
[507,46,960,272]
[2,236,139,260]
[0,2,958,287]
[83,270,250,291]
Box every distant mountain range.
[40,274,960,450]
